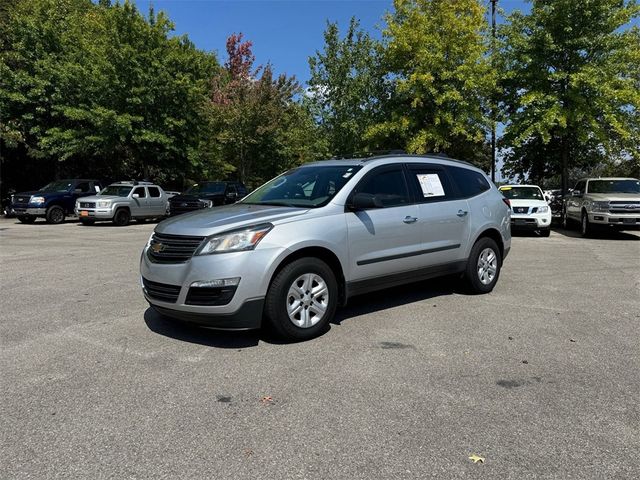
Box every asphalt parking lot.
[1,217,639,479]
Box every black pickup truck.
[168,181,247,216]
[10,179,103,224]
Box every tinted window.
[100,186,132,197]
[588,179,639,194]
[354,168,410,208]
[133,187,146,198]
[407,165,453,202]
[448,166,491,198]
[148,187,161,197]
[499,186,544,200]
[574,181,586,195]
[74,182,91,193]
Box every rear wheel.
[465,237,502,294]
[113,208,130,226]
[45,205,65,224]
[18,216,36,224]
[265,257,337,341]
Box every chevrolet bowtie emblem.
[151,243,165,253]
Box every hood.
[170,193,224,202]
[509,198,549,207]
[14,190,61,199]
[157,203,309,236]
[586,193,640,202]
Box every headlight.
[97,201,111,208]
[592,201,609,212]
[30,196,45,205]
[537,205,549,213]
[195,224,273,255]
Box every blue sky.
[132,0,534,84]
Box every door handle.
[457,210,468,217]
[403,216,418,224]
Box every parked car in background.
[10,179,103,224]
[499,184,552,237]
[141,154,511,341]
[75,181,169,226]
[562,177,640,236]
[168,181,247,216]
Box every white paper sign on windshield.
[416,174,445,197]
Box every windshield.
[39,180,73,192]
[499,186,544,200]
[588,179,640,194]
[241,165,362,208]
[99,186,132,197]
[185,182,226,195]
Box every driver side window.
[354,168,410,208]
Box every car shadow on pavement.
[332,275,461,326]
[143,307,298,348]
[144,276,463,347]
[552,226,640,240]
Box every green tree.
[306,18,385,157]
[499,0,640,191]
[368,0,495,168]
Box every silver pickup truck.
[562,177,640,236]
[75,181,169,226]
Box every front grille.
[185,286,237,306]
[169,200,204,216]
[513,207,529,214]
[79,202,95,208]
[142,277,181,303]
[147,232,205,264]
[13,197,30,205]
[608,201,640,214]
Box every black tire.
[17,215,36,224]
[539,228,551,237]
[113,208,130,226]
[265,257,338,341]
[45,205,65,224]
[580,211,593,238]
[562,208,572,229]
[80,219,95,226]
[464,237,502,294]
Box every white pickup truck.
[562,177,640,236]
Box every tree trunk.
[561,136,569,196]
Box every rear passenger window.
[75,182,91,193]
[355,168,410,208]
[407,166,453,202]
[447,166,491,198]
[148,187,161,198]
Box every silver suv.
[140,155,511,340]
[75,181,169,226]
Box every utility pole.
[490,0,497,183]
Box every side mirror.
[350,192,383,210]
[132,193,140,199]
[571,190,581,197]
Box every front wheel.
[113,208,130,226]
[45,205,65,224]
[465,237,502,294]
[539,228,551,237]
[580,211,593,238]
[265,257,338,341]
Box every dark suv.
[10,179,103,224]
[168,181,247,216]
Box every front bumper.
[74,207,115,220]
[140,244,287,330]
[510,213,551,230]
[588,212,640,228]
[11,207,46,216]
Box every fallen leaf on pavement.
[469,454,485,464]
[260,395,274,405]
